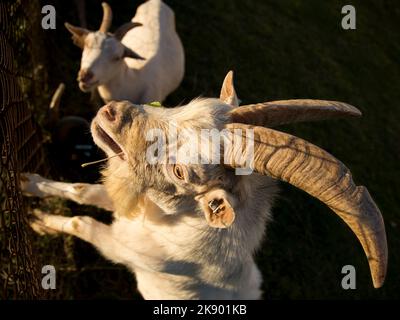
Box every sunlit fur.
[22,75,387,295]
[91,99,278,299]
[78,0,184,103]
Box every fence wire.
[0,0,48,299]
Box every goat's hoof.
[20,172,32,192]
[20,173,44,197]
[29,209,59,235]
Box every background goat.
[65,0,185,103]
[21,72,387,299]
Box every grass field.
[34,0,400,299]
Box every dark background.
[24,0,400,299]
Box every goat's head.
[90,71,387,289]
[65,2,144,92]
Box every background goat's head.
[91,71,388,289]
[65,2,144,92]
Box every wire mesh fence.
[0,0,48,299]
[0,0,141,299]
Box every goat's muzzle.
[78,69,94,83]
[78,69,98,92]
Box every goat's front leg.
[20,173,114,211]
[30,209,107,240]
[31,209,120,262]
[30,210,148,269]
[31,209,118,258]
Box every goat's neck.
[97,61,143,103]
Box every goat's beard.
[101,158,145,218]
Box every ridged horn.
[223,123,387,288]
[229,100,362,127]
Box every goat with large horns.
[65,0,185,104]
[21,71,387,299]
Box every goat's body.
[22,99,278,299]
[22,174,275,299]
[22,71,388,297]
[97,0,184,103]
[102,208,264,299]
[21,171,277,300]
[97,159,277,299]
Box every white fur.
[24,173,275,299]
[21,99,278,300]
[81,0,184,103]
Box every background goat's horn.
[48,83,65,127]
[224,123,387,288]
[99,2,112,33]
[229,100,361,127]
[50,83,65,110]
[114,22,143,40]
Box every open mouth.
[95,124,125,160]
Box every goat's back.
[122,0,185,99]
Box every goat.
[21,71,387,299]
[65,0,185,104]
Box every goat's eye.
[113,56,122,62]
[173,164,185,180]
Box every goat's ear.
[220,70,240,107]
[65,22,89,49]
[122,45,145,60]
[197,189,236,229]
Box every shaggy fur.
[23,98,277,299]
[95,99,278,299]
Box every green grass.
[37,0,400,299]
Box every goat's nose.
[103,103,117,122]
[78,69,94,83]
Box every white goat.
[65,0,185,103]
[21,72,387,299]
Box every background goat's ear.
[65,22,89,49]
[123,46,145,60]
[197,189,236,228]
[220,70,240,107]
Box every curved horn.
[229,100,361,127]
[224,123,387,288]
[48,83,65,127]
[65,23,89,49]
[99,2,112,33]
[114,22,142,40]
[50,83,65,111]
